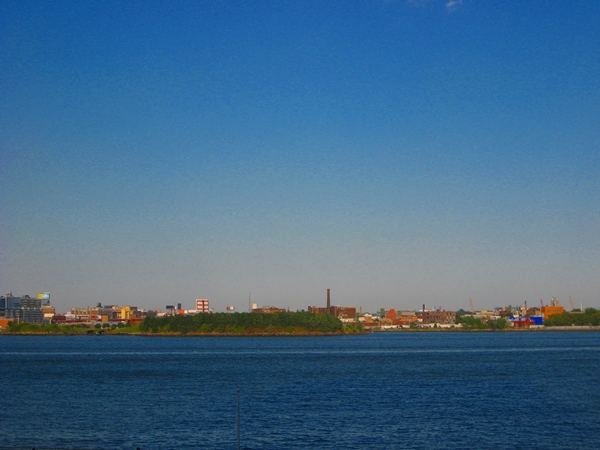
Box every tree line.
[139,311,345,334]
[456,316,510,330]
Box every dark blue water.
[1,332,599,449]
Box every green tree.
[455,309,470,319]
[457,315,487,330]
[487,318,509,330]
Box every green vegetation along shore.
[140,312,358,335]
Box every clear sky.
[2,0,599,314]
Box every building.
[308,306,329,315]
[196,299,209,312]
[120,305,138,320]
[20,295,43,324]
[1,292,22,321]
[509,316,543,327]
[307,289,357,321]
[541,305,565,320]
[385,309,419,326]
[422,310,456,325]
[385,309,399,320]
[308,305,357,321]
[0,318,14,329]
[1,292,44,324]
[252,306,287,314]
[42,304,56,320]
[71,304,120,321]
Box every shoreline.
[2,326,600,336]
[368,326,600,332]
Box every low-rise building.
[42,304,55,320]
[422,310,456,325]
[509,316,544,327]
[252,306,287,314]
[71,303,120,321]
[0,318,14,329]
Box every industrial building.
[308,289,357,321]
[307,305,357,319]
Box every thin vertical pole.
[237,389,241,450]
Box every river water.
[1,332,599,449]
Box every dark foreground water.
[1,332,599,450]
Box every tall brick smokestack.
[327,289,331,314]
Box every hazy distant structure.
[196,299,209,312]
[327,289,331,312]
[551,297,559,307]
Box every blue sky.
[2,0,599,313]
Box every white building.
[195,299,209,312]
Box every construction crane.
[569,296,575,311]
[469,298,475,314]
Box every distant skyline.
[2,1,599,313]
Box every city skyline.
[2,1,599,313]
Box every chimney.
[327,289,331,314]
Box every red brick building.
[308,305,356,320]
[422,310,456,325]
